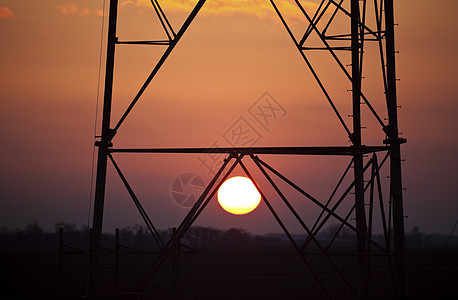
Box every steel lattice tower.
[89,0,407,298]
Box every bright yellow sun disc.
[217,176,261,215]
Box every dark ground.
[1,245,457,299]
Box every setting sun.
[217,176,262,215]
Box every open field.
[1,245,457,299]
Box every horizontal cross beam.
[109,146,389,155]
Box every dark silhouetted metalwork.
[87,0,408,298]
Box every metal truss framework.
[89,0,407,298]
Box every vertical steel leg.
[90,1,118,298]
[384,0,408,297]
[351,1,368,298]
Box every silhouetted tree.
[25,222,44,236]
[185,226,222,246]
[221,228,252,246]
[54,222,77,233]
[406,225,431,246]
[55,222,89,249]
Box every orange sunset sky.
[0,0,457,235]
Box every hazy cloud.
[57,4,103,17]
[0,6,15,19]
[121,0,317,21]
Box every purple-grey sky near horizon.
[0,0,457,235]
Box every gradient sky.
[1,0,457,235]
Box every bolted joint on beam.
[95,128,116,147]
[383,137,407,145]
[382,125,390,136]
[95,140,113,148]
[348,133,357,144]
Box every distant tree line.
[0,223,285,251]
[0,222,456,252]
